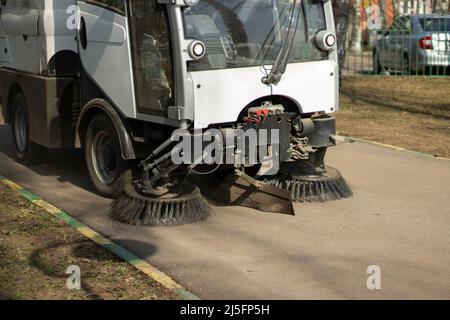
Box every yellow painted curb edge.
[0,174,200,300]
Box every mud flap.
[210,170,295,215]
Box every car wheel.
[84,113,132,198]
[10,92,45,164]
[373,50,383,75]
[401,55,410,76]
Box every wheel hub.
[92,131,118,185]
[14,107,27,152]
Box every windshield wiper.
[262,0,301,86]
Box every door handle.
[80,17,87,50]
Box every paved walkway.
[0,119,449,299]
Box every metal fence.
[343,0,450,76]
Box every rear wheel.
[373,50,383,74]
[84,113,132,198]
[10,92,45,164]
[401,55,410,76]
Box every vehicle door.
[391,17,412,70]
[379,23,396,68]
[385,19,403,69]
[126,0,174,118]
[0,0,39,72]
[76,0,136,118]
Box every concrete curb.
[0,174,200,300]
[336,135,450,161]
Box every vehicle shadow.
[28,238,158,300]
[28,239,105,299]
[0,123,98,195]
[341,91,450,121]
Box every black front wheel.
[401,55,410,76]
[10,92,45,164]
[84,113,132,198]
[373,50,383,75]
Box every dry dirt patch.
[336,77,450,158]
[0,184,178,300]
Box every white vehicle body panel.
[41,0,78,67]
[0,1,338,129]
[272,60,338,114]
[77,2,136,118]
[190,66,270,128]
[0,3,41,73]
[0,0,77,73]
[0,21,11,68]
[1,7,39,35]
[190,60,338,129]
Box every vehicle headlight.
[184,0,199,6]
[188,40,206,60]
[315,31,337,51]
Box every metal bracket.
[234,169,292,202]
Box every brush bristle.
[263,167,353,203]
[109,184,210,227]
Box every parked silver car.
[373,14,450,75]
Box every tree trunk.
[350,0,362,53]
[332,0,352,79]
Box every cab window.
[87,0,126,15]
[128,0,174,116]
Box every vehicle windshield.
[420,17,450,32]
[182,0,328,72]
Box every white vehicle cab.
[0,0,351,226]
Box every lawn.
[0,183,178,300]
[336,76,450,158]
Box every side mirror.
[315,31,337,51]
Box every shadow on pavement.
[113,239,159,260]
[27,238,156,299]
[0,124,97,194]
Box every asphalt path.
[1,114,449,299]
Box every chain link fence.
[343,0,450,76]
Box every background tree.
[350,0,362,53]
[332,0,352,80]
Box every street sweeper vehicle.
[0,0,352,226]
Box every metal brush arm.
[234,169,291,201]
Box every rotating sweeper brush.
[261,142,353,203]
[109,138,210,227]
[109,182,210,227]
[262,164,353,203]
